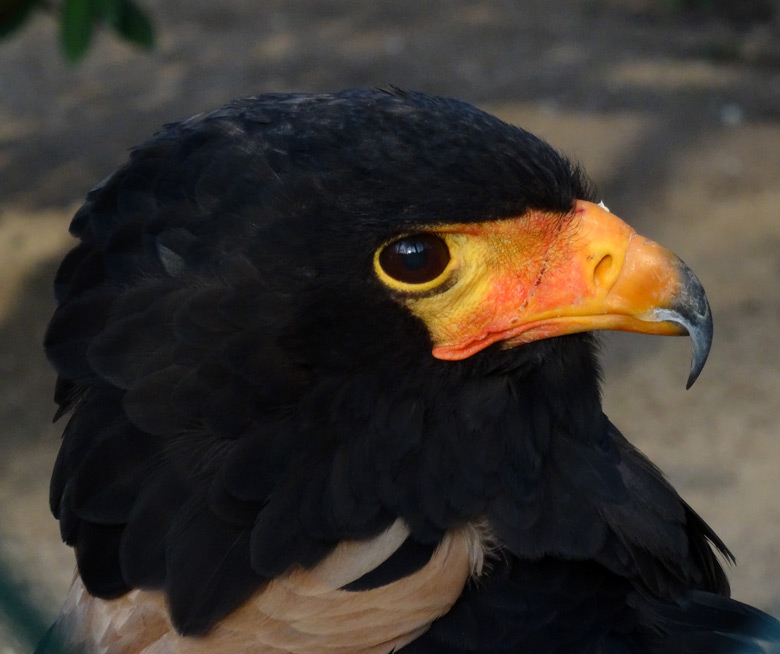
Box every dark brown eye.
[379,234,451,284]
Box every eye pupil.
[396,241,428,270]
[379,234,450,284]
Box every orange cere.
[423,201,688,361]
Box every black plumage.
[42,88,780,653]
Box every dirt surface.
[1,1,780,650]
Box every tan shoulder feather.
[50,521,486,654]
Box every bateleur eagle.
[39,89,780,653]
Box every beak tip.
[652,259,713,390]
[651,305,712,389]
[685,372,696,391]
[678,262,713,390]
[685,310,713,389]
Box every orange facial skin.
[430,201,689,360]
[375,201,710,381]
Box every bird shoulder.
[50,521,487,654]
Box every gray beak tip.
[654,259,713,390]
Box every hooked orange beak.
[428,201,712,387]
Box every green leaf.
[112,0,154,48]
[0,0,39,38]
[60,0,96,62]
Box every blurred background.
[1,0,779,650]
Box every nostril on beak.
[593,254,614,288]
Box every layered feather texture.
[42,89,780,653]
[40,522,484,653]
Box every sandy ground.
[1,1,779,651]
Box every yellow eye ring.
[374,233,457,293]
